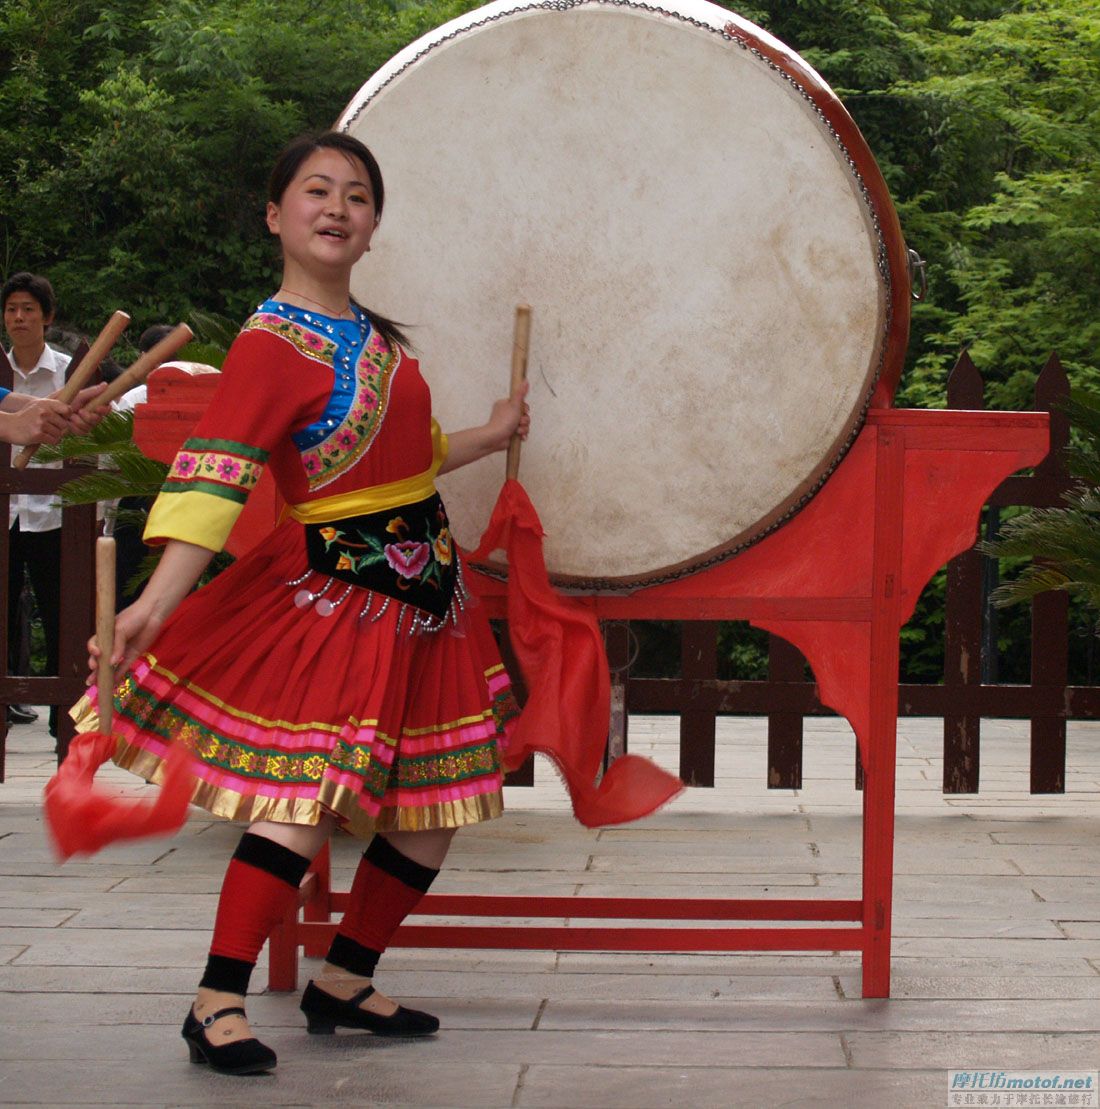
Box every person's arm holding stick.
[13,309,130,467]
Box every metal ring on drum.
[340,0,911,591]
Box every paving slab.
[889,919,1065,939]
[38,895,222,931]
[350,969,843,1003]
[3,927,216,968]
[0,1056,524,1107]
[846,1029,1100,1069]
[872,955,1100,977]
[515,1065,943,1109]
[537,997,1100,1033]
[838,974,1100,1000]
[2,713,1098,1108]
[889,936,1100,959]
[1056,920,1100,939]
[0,907,79,928]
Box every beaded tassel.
[294,577,333,609]
[316,583,354,617]
[287,559,471,634]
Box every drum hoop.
[343,0,910,591]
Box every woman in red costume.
[85,131,530,1076]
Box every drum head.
[342,0,908,590]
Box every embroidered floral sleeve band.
[146,438,269,552]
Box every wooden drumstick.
[95,537,117,734]
[13,309,131,470]
[506,304,531,481]
[83,322,194,415]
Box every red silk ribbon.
[470,479,683,827]
[43,724,194,861]
[44,477,682,859]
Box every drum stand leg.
[603,621,633,767]
[860,427,905,998]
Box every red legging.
[324,835,439,977]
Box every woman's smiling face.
[266,147,379,273]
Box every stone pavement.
[1,712,1098,1108]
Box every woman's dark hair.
[1,272,57,317]
[268,131,409,349]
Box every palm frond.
[33,409,169,507]
[122,552,163,599]
[992,568,1100,614]
[188,309,239,360]
[1066,389,1100,435]
[1061,391,1100,483]
[176,340,228,368]
[982,391,1100,617]
[54,471,164,505]
[1065,458,1100,487]
[990,565,1073,606]
[985,519,1100,577]
[113,506,152,533]
[110,452,170,488]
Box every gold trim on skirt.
[72,694,504,838]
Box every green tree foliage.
[986,391,1100,612]
[0,0,476,344]
[719,1,1100,680]
[34,409,166,502]
[888,3,1100,409]
[3,0,1097,683]
[728,1,1099,411]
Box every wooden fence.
[608,352,1095,795]
[1,350,1093,793]
[0,343,97,781]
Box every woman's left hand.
[437,382,532,474]
[484,380,530,453]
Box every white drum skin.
[342,0,908,589]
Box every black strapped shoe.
[181,1005,277,1075]
[300,981,439,1036]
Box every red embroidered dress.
[81,300,517,836]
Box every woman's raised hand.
[485,380,530,453]
[434,382,532,475]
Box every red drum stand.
[262,406,1048,998]
[133,373,1047,996]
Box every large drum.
[340,0,910,590]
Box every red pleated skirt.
[76,520,518,837]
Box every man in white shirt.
[3,272,82,733]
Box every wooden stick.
[13,310,131,470]
[95,537,117,734]
[83,323,194,415]
[506,305,532,481]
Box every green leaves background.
[4,0,1097,679]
